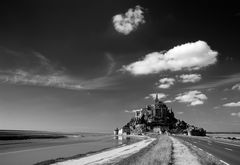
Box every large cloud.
[122,41,218,75]
[157,78,175,89]
[112,5,145,35]
[179,74,201,83]
[175,90,207,106]
[223,101,240,107]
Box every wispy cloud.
[0,48,117,90]
[175,90,207,106]
[105,53,116,76]
[232,83,240,91]
[122,41,218,75]
[157,78,175,89]
[0,69,83,90]
[178,74,201,83]
[223,101,240,107]
[230,112,240,117]
[112,5,145,35]
[187,73,240,90]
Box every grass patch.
[115,135,172,165]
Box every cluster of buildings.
[115,94,178,135]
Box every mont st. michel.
[115,94,206,136]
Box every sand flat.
[53,137,155,165]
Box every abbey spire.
[155,93,159,103]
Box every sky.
[0,0,240,133]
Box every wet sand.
[0,134,139,165]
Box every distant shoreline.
[0,130,110,141]
[206,132,240,134]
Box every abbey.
[116,94,206,136]
[133,94,177,134]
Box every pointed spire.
[155,93,159,102]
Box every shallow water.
[0,135,138,165]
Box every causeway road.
[175,135,240,165]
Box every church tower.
[153,93,158,116]
[155,93,160,109]
[154,93,161,116]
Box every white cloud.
[179,74,201,83]
[122,41,218,75]
[112,5,145,35]
[230,112,240,117]
[164,100,173,103]
[157,78,175,89]
[232,83,240,90]
[213,106,220,109]
[145,93,167,100]
[175,90,207,106]
[176,111,184,115]
[223,101,240,107]
[124,109,141,113]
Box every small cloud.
[213,106,220,109]
[225,56,233,61]
[112,5,145,35]
[206,88,215,92]
[122,41,218,75]
[178,74,201,83]
[164,100,173,103]
[221,97,228,100]
[176,111,184,115]
[223,101,240,107]
[175,90,207,106]
[157,78,175,89]
[232,83,240,91]
[145,93,167,100]
[235,12,240,17]
[230,112,240,117]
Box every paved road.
[175,135,240,165]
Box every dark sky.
[0,0,240,132]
